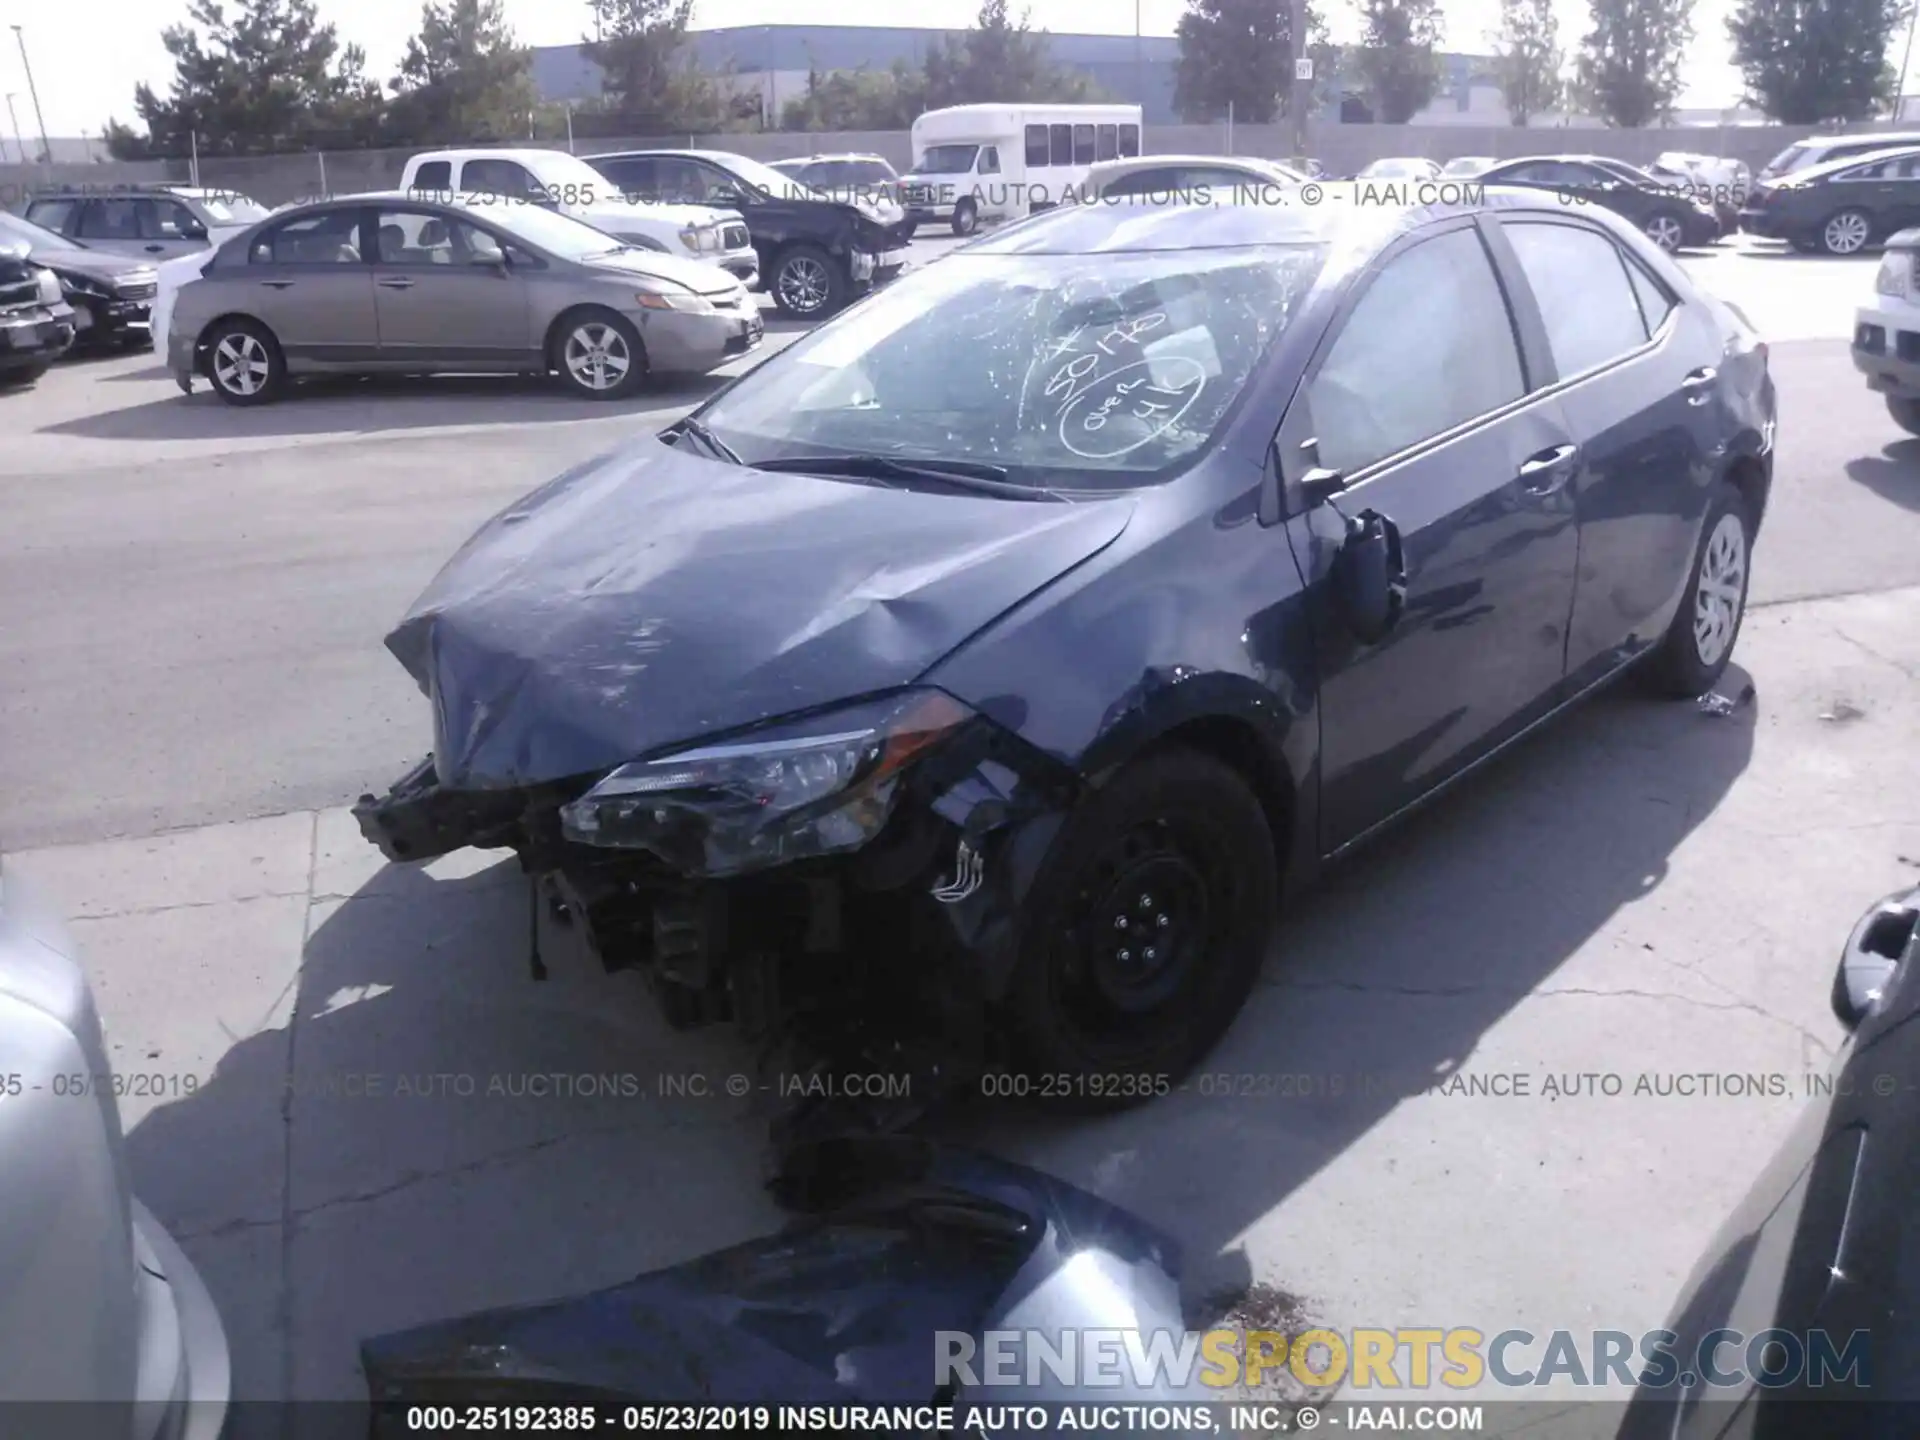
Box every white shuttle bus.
[900,103,1144,235]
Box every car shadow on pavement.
[38,371,734,443]
[114,671,1758,1421]
[930,672,1761,1309]
[121,838,786,1418]
[1844,441,1920,512]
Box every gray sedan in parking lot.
[166,193,764,405]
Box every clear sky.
[0,0,1811,141]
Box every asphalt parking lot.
[4,234,1920,1424]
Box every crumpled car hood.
[388,441,1133,790]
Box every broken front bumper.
[354,756,544,865]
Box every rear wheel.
[1644,210,1687,252]
[1001,749,1279,1105]
[550,309,645,400]
[1887,395,1920,437]
[1821,208,1874,255]
[1642,483,1753,698]
[204,318,285,406]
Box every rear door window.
[77,199,144,241]
[25,198,79,233]
[1502,220,1649,378]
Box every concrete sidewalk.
[10,586,1919,1423]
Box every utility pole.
[2,94,20,164]
[1899,0,1920,122]
[1121,0,1136,111]
[11,26,52,168]
[1288,0,1310,159]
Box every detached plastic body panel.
[362,1138,1204,1434]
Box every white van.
[900,104,1144,235]
[397,149,759,282]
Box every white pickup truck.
[398,149,759,287]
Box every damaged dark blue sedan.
[356,189,1776,1137]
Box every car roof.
[963,185,1602,256]
[1092,154,1287,168]
[585,148,749,164]
[1799,131,1920,152]
[1786,143,1920,182]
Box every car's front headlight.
[678,225,721,253]
[36,268,62,305]
[559,689,976,876]
[634,285,716,314]
[1877,252,1910,298]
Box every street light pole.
[2,94,21,164]
[1121,0,1136,108]
[11,27,52,168]
[1899,1,1920,121]
[1288,0,1309,159]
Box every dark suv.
[584,149,915,320]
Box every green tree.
[919,0,1099,108]
[1577,0,1694,126]
[104,0,382,157]
[1491,0,1564,124]
[1172,0,1323,123]
[385,0,537,144]
[1354,0,1443,124]
[782,61,927,130]
[581,0,728,130]
[1727,0,1905,122]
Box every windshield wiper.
[670,417,743,464]
[750,452,1064,501]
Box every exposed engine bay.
[355,690,1084,1158]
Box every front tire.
[1889,395,1920,437]
[550,309,645,400]
[951,199,979,236]
[203,318,285,406]
[1642,483,1753,698]
[1821,208,1874,256]
[770,244,847,319]
[1002,749,1279,1105]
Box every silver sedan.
[166,193,764,404]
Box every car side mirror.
[473,252,508,271]
[1330,508,1408,645]
[1300,466,1348,509]
[1831,893,1919,1031]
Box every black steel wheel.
[1003,748,1278,1105]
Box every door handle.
[377,277,415,290]
[1682,366,1718,405]
[1517,443,1579,495]
[259,280,295,289]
